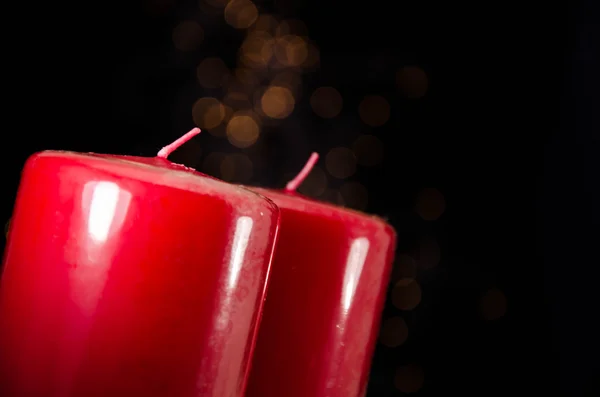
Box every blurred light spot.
[394,364,424,393]
[302,41,320,69]
[390,254,417,283]
[417,236,440,269]
[197,57,229,88]
[202,152,226,177]
[224,0,258,29]
[251,14,278,33]
[391,279,421,310]
[397,66,429,99]
[415,188,445,221]
[295,165,327,197]
[379,316,408,347]
[274,35,308,67]
[325,147,357,179]
[226,111,260,148]
[172,20,204,51]
[319,188,344,205]
[339,182,368,210]
[261,86,295,119]
[353,135,384,166]
[240,31,274,68]
[480,288,507,320]
[192,97,226,130]
[310,86,343,118]
[275,19,308,37]
[359,95,390,127]
[220,153,254,183]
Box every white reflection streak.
[88,181,121,242]
[227,216,254,290]
[341,237,370,312]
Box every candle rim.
[250,186,395,233]
[30,150,276,206]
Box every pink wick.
[285,152,320,191]
[157,128,201,159]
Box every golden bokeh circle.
[260,86,295,119]
[379,316,409,347]
[415,188,446,221]
[394,364,424,393]
[240,31,275,68]
[391,279,422,311]
[325,147,357,179]
[224,0,258,29]
[172,20,204,51]
[358,95,390,127]
[295,166,327,197]
[397,66,429,99]
[274,35,308,67]
[310,86,343,119]
[226,111,260,148]
[353,134,384,166]
[192,97,226,130]
[196,57,229,88]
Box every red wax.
[0,138,279,396]
[245,180,396,397]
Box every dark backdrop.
[1,0,597,395]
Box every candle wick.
[285,152,320,192]
[157,128,201,159]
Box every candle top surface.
[251,187,394,232]
[33,150,269,204]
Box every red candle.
[0,129,279,397]
[245,153,396,397]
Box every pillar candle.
[0,129,279,397]
[244,153,397,397]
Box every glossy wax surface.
[245,188,396,397]
[0,151,279,397]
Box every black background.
[1,0,597,395]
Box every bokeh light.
[391,279,422,310]
[226,110,260,148]
[220,153,254,182]
[192,97,226,130]
[415,188,445,221]
[480,288,507,320]
[260,86,295,119]
[240,31,275,68]
[295,165,327,197]
[197,57,229,88]
[274,35,308,67]
[275,19,308,37]
[353,134,384,166]
[397,66,429,99]
[379,316,408,347]
[394,364,425,393]
[224,0,258,29]
[339,181,368,210]
[310,86,343,118]
[358,95,390,127]
[172,20,204,51]
[325,147,357,179]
